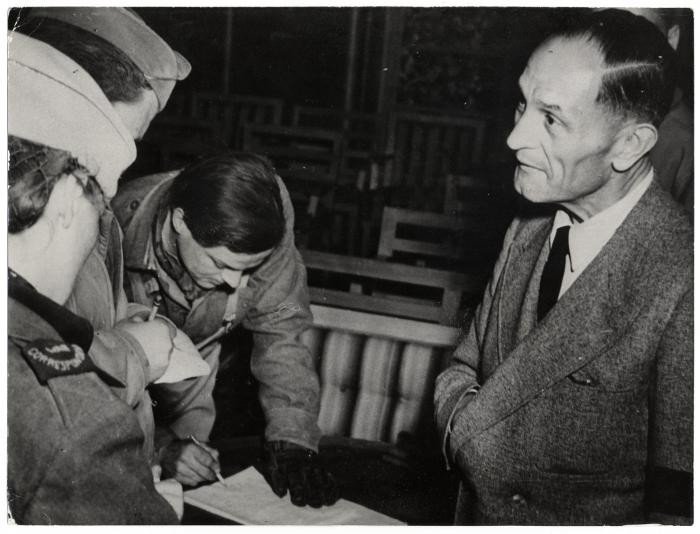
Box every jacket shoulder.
[638,184,693,271]
[112,171,180,229]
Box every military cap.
[28,7,191,110]
[8,31,136,198]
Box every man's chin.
[514,166,550,202]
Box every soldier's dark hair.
[16,16,151,104]
[546,8,676,127]
[169,153,286,254]
[9,136,105,233]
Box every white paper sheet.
[184,466,405,525]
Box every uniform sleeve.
[647,286,693,525]
[19,375,178,525]
[243,177,321,451]
[150,342,220,443]
[434,218,520,459]
[89,322,151,408]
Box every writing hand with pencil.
[160,436,224,487]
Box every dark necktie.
[537,225,570,321]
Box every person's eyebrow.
[536,99,563,114]
[535,98,572,126]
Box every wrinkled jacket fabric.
[65,209,157,459]
[435,182,693,525]
[115,171,321,451]
[8,296,178,525]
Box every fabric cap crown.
[8,31,136,198]
[28,7,191,110]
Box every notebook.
[184,466,405,525]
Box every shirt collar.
[550,169,654,274]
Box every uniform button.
[511,494,527,505]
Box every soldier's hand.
[160,439,221,487]
[261,440,339,507]
[117,318,174,382]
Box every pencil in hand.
[189,435,228,488]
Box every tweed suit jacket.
[435,181,693,525]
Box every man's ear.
[611,123,658,173]
[171,207,188,235]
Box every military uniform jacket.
[64,209,157,459]
[8,286,177,524]
[434,182,693,525]
[113,171,321,451]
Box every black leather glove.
[261,440,339,508]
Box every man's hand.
[261,440,339,508]
[160,439,221,487]
[117,319,173,382]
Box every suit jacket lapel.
[459,190,656,441]
[496,218,550,362]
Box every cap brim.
[174,51,192,80]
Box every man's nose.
[506,110,531,152]
[221,269,243,289]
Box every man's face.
[506,36,621,213]
[174,216,273,290]
[112,88,159,140]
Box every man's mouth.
[516,159,540,170]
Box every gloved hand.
[261,440,340,508]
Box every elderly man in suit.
[435,9,692,525]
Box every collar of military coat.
[122,174,177,272]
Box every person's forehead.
[205,245,273,269]
[521,37,604,112]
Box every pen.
[147,303,159,322]
[194,325,227,351]
[147,296,161,322]
[189,435,228,487]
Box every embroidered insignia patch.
[22,339,101,384]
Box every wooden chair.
[442,173,513,217]
[382,111,487,211]
[301,304,459,443]
[137,115,227,174]
[190,92,283,148]
[291,106,383,182]
[242,124,345,249]
[377,206,476,265]
[302,249,482,326]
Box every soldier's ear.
[171,207,187,235]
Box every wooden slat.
[308,287,443,323]
[310,304,459,347]
[302,249,480,291]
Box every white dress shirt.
[551,170,654,299]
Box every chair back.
[302,249,482,325]
[383,110,486,210]
[190,92,283,147]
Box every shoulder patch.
[22,339,101,384]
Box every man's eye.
[515,100,526,114]
[545,113,556,126]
